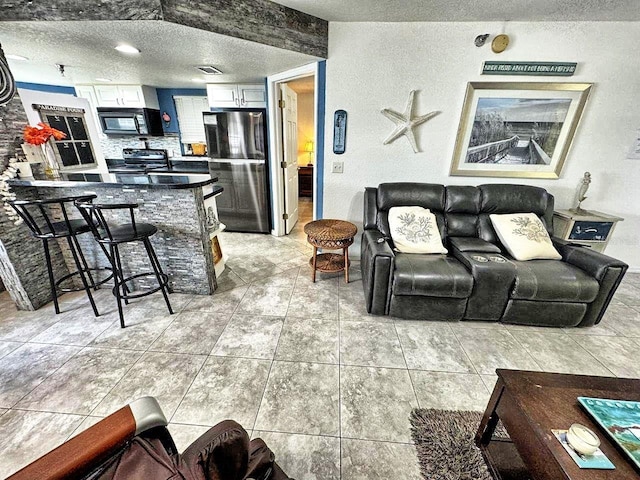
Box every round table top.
[304,219,357,241]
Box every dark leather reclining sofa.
[361,182,628,327]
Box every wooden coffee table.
[476,370,640,479]
[304,219,357,283]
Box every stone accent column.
[0,44,70,310]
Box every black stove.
[109,148,169,174]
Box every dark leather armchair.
[8,397,291,480]
[361,182,628,327]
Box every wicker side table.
[304,219,358,283]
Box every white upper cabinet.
[88,85,159,109]
[174,96,209,144]
[237,84,267,107]
[207,83,266,109]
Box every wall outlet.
[332,161,344,173]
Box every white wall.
[295,91,315,166]
[323,21,640,268]
[18,89,109,175]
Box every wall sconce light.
[162,111,171,126]
[304,140,314,166]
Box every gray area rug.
[410,409,496,480]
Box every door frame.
[267,62,319,236]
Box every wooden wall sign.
[482,61,577,76]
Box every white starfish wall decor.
[381,90,440,153]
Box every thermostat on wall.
[333,110,347,155]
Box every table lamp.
[305,140,314,166]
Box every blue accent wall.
[315,61,326,220]
[16,82,76,95]
[156,88,207,134]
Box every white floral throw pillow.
[490,213,561,261]
[388,206,448,254]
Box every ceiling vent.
[195,65,223,75]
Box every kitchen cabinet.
[174,96,209,144]
[83,85,159,109]
[75,85,102,133]
[207,83,266,109]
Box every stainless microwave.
[97,107,164,136]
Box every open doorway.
[266,63,320,237]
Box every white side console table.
[553,209,623,253]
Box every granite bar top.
[8,173,219,190]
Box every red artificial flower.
[23,122,67,145]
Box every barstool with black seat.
[9,195,113,316]
[75,200,173,328]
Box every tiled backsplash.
[100,135,182,159]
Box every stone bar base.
[1,183,216,311]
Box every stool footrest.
[113,272,170,300]
[56,267,114,292]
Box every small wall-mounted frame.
[333,110,347,154]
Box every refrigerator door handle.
[210,159,265,165]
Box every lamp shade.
[304,140,314,153]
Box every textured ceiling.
[287,75,315,94]
[0,20,319,88]
[271,0,640,22]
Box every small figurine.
[571,172,591,213]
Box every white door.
[280,84,299,234]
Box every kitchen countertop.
[9,173,220,190]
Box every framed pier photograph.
[450,82,592,179]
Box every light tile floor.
[1,198,640,478]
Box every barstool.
[75,200,173,328]
[9,195,113,316]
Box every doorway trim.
[267,62,320,236]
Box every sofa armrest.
[449,237,501,253]
[552,237,628,282]
[450,248,515,321]
[8,397,168,480]
[552,237,628,327]
[361,229,395,315]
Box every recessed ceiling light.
[6,54,28,61]
[191,78,207,83]
[95,77,112,82]
[114,44,140,54]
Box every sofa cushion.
[490,213,561,261]
[478,184,554,243]
[393,254,473,298]
[388,206,448,254]
[510,260,599,302]
[378,183,445,211]
[377,183,447,240]
[445,186,481,237]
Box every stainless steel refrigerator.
[204,109,271,233]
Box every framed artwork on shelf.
[450,82,592,179]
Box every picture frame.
[450,82,592,179]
